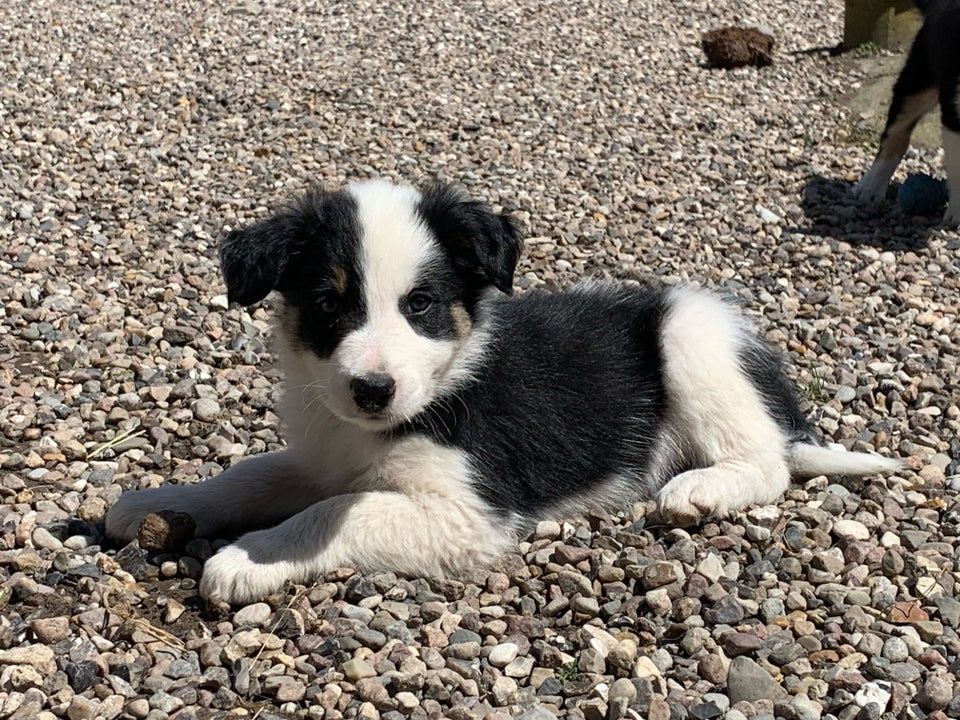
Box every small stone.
[356,678,389,705]
[607,639,638,671]
[727,656,787,704]
[704,594,744,624]
[632,656,664,691]
[699,653,728,684]
[342,658,377,681]
[194,398,221,421]
[395,692,419,713]
[645,587,672,615]
[534,520,561,540]
[916,674,952,711]
[723,632,762,656]
[555,544,593,565]
[854,680,891,709]
[233,602,272,627]
[578,647,606,674]
[126,698,150,719]
[608,677,637,704]
[934,596,960,627]
[488,642,520,667]
[832,520,870,542]
[446,641,481,660]
[880,637,908,663]
[573,595,601,616]
[491,676,518,706]
[67,696,98,720]
[64,660,99,692]
[29,616,71,643]
[789,694,822,720]
[642,561,678,589]
[580,698,607,720]
[504,655,534,678]
[0,644,56,672]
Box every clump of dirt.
[702,27,774,68]
[137,510,197,553]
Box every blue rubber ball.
[898,173,949,216]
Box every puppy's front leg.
[200,488,508,605]
[105,451,328,543]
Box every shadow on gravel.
[794,174,942,249]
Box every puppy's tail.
[787,442,904,479]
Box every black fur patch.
[738,338,818,445]
[417,185,522,295]
[399,285,670,515]
[220,189,367,357]
[887,0,960,131]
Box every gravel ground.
[2,1,960,719]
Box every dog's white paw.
[656,470,727,527]
[852,176,888,204]
[943,202,960,227]
[199,533,301,605]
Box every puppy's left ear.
[419,185,523,294]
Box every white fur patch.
[199,440,511,603]
[317,180,465,427]
[655,287,790,524]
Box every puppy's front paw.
[199,533,301,605]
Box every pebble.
[233,602,272,627]
[916,674,952,711]
[488,642,520,667]
[831,519,870,542]
[193,399,221,422]
[342,659,377,681]
[727,657,787,704]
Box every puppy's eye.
[316,293,340,315]
[406,291,433,314]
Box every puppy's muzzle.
[350,373,396,412]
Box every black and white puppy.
[106,180,901,604]
[853,0,960,224]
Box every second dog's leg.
[104,451,329,543]
[941,78,960,225]
[854,47,938,203]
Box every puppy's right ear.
[219,204,311,306]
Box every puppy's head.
[220,180,522,429]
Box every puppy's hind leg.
[854,45,939,204]
[654,287,791,526]
[105,451,328,543]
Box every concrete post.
[843,0,922,51]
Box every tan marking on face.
[450,302,473,341]
[331,266,348,294]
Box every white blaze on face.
[327,180,460,426]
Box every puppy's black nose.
[350,374,396,412]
